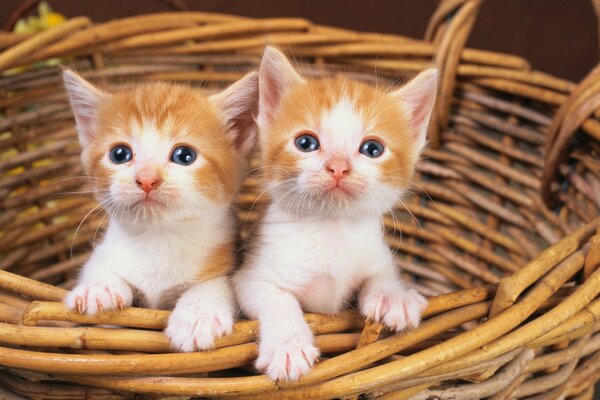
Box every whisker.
[70,202,105,259]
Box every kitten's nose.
[325,158,351,181]
[136,169,163,193]
[136,177,162,193]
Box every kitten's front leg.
[359,266,427,332]
[236,277,319,381]
[166,276,235,351]
[65,259,133,315]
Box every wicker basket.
[0,1,599,399]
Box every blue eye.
[109,145,133,164]
[171,146,197,166]
[295,134,320,152]
[359,139,384,158]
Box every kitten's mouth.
[320,180,360,198]
[134,194,166,208]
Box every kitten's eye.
[295,134,320,152]
[171,146,197,166]
[109,145,133,164]
[359,139,384,158]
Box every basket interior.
[0,10,600,399]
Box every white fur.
[65,177,236,351]
[233,202,427,381]
[234,101,426,381]
[62,71,257,352]
[234,48,434,381]
[165,276,234,351]
[66,204,231,310]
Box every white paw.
[65,281,133,315]
[256,333,320,381]
[360,288,427,332]
[165,303,234,352]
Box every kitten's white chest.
[296,218,381,274]
[98,219,224,308]
[265,216,385,313]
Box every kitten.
[62,69,258,351]
[233,47,436,381]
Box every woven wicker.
[0,1,599,399]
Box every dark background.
[1,0,599,82]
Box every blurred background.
[1,0,598,82]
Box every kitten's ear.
[62,69,108,147]
[391,68,438,153]
[211,71,259,157]
[258,46,304,127]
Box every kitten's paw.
[360,288,427,332]
[65,281,133,315]
[165,303,234,352]
[256,333,320,381]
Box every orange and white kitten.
[233,47,436,381]
[62,70,258,351]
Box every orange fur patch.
[262,75,419,189]
[194,241,234,283]
[82,82,246,203]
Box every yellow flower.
[43,12,66,28]
[6,2,68,75]
[13,1,66,33]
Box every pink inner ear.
[393,69,438,148]
[76,114,96,134]
[63,70,107,146]
[260,70,285,118]
[212,71,259,156]
[409,98,434,130]
[229,109,257,152]
[258,47,304,124]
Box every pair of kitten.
[63,47,436,381]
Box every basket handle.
[541,0,600,207]
[540,64,600,207]
[424,0,483,147]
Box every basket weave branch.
[0,1,599,398]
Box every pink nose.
[325,158,351,181]
[136,169,163,193]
